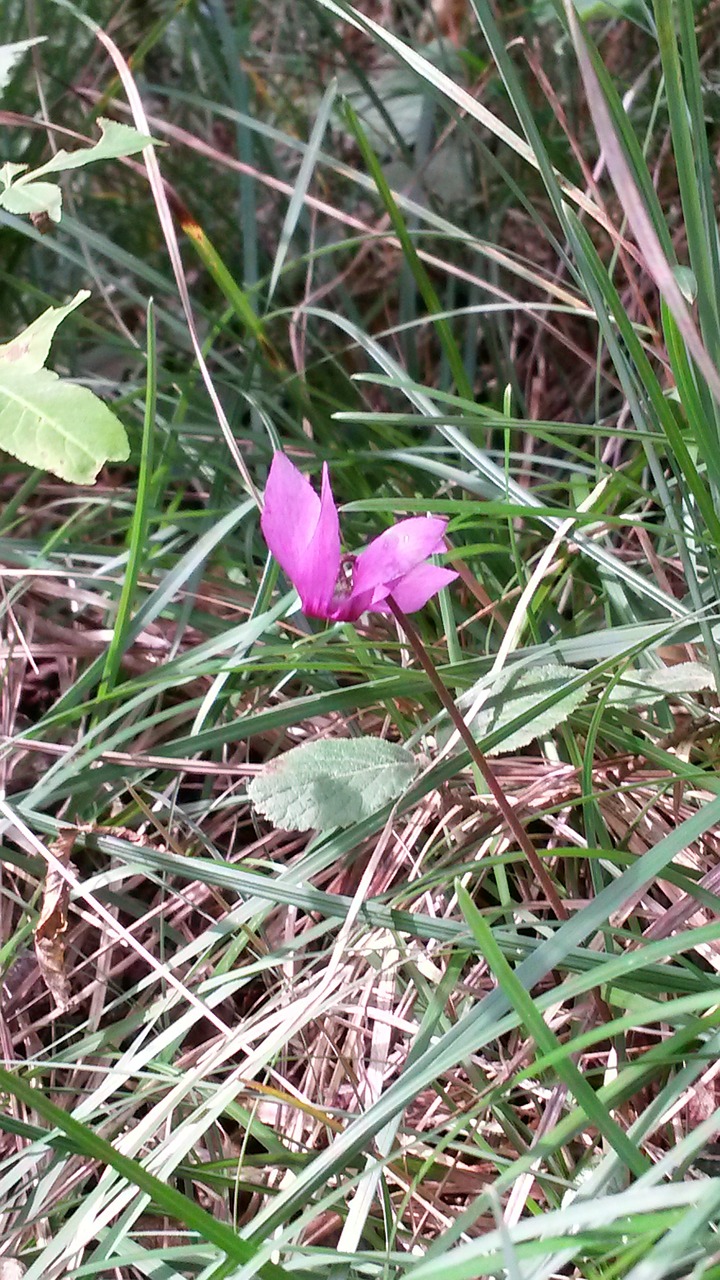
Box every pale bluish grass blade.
[267,79,337,304]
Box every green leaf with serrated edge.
[0,181,62,221]
[0,162,28,185]
[0,292,89,373]
[0,119,154,226]
[0,368,129,484]
[248,737,418,832]
[0,294,128,482]
[0,37,45,95]
[25,117,153,181]
[608,662,714,708]
[0,118,152,227]
[456,663,589,756]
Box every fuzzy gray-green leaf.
[460,663,589,756]
[248,737,419,832]
[608,662,714,708]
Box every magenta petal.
[353,517,448,596]
[261,453,321,583]
[326,598,361,622]
[335,586,376,623]
[383,563,458,613]
[294,462,341,615]
[261,455,340,615]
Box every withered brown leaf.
[34,831,75,1013]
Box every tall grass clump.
[0,0,720,1277]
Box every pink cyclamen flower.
[261,452,458,622]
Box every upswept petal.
[376,563,458,614]
[260,453,321,583]
[294,462,341,615]
[352,517,448,597]
[261,454,341,614]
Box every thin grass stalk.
[386,598,567,919]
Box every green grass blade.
[457,883,649,1177]
[267,78,337,304]
[0,1066,290,1279]
[97,299,157,701]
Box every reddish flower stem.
[388,598,567,920]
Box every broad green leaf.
[608,662,714,708]
[0,292,89,373]
[0,181,62,222]
[0,119,154,225]
[0,162,28,184]
[0,367,129,484]
[26,117,153,180]
[459,663,589,755]
[248,737,419,832]
[0,37,45,95]
[0,294,128,482]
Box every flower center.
[333,553,356,600]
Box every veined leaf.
[0,367,129,484]
[0,295,129,483]
[0,180,63,222]
[608,662,714,708]
[26,117,153,180]
[248,737,419,832]
[458,663,589,755]
[0,291,89,373]
[1,118,154,225]
[0,37,45,95]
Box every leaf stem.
[388,598,567,919]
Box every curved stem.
[388,598,567,920]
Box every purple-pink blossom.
[261,453,457,622]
